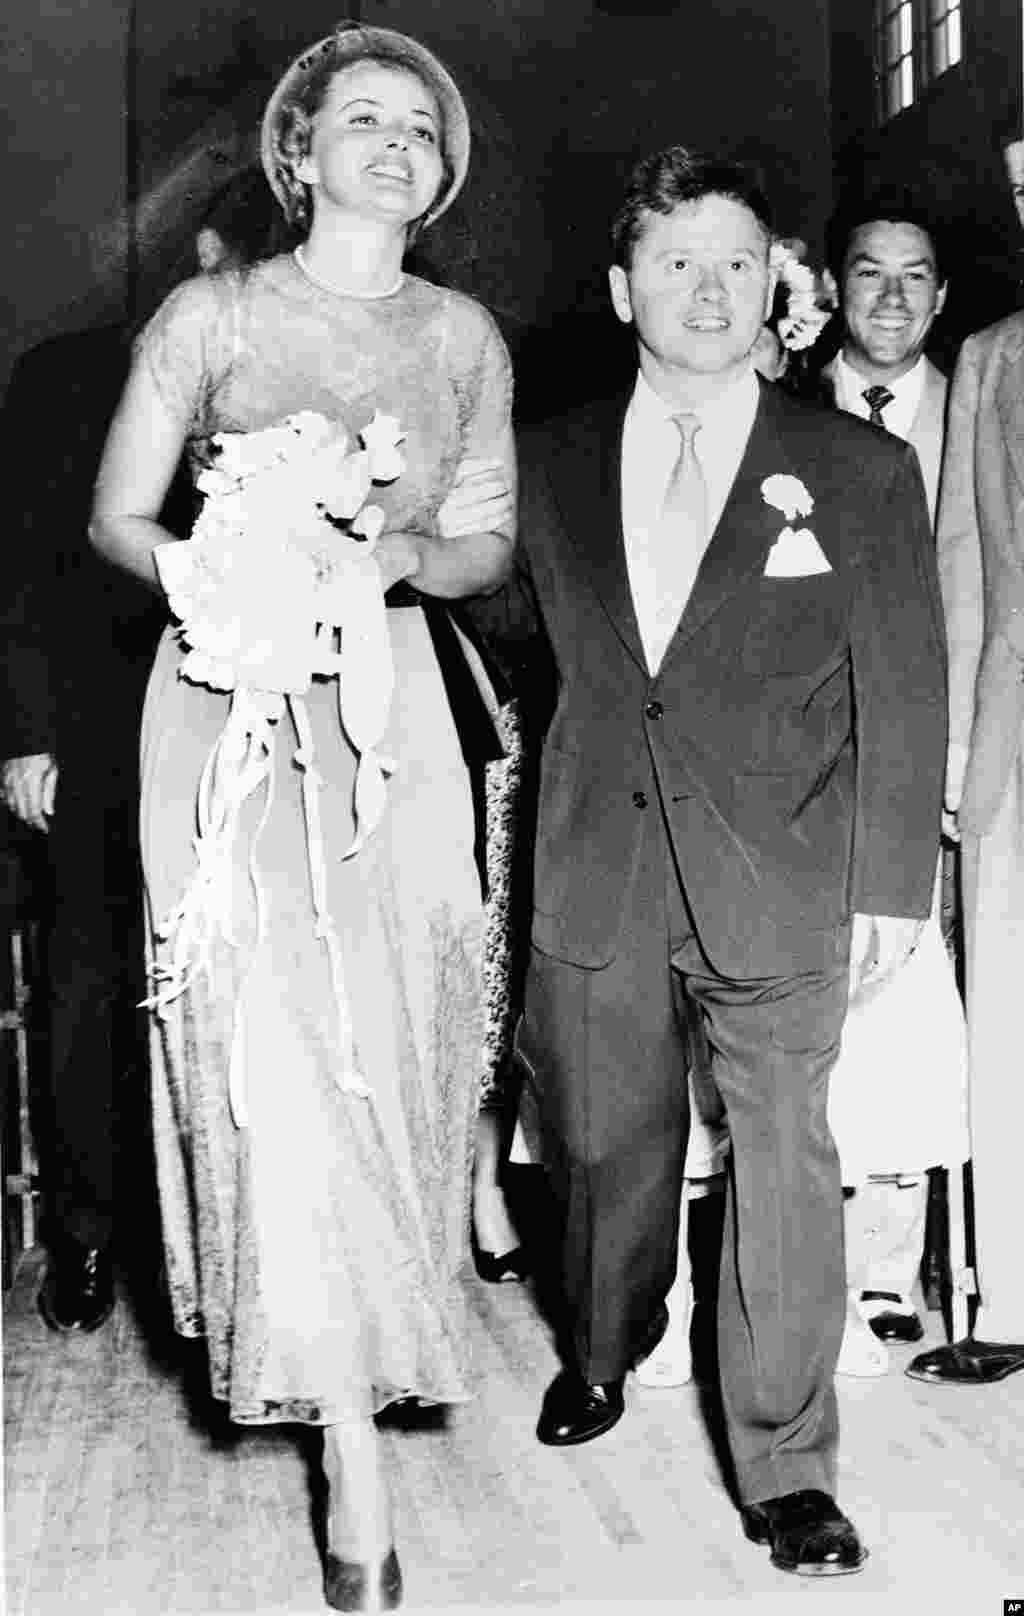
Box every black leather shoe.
[536,1369,625,1446]
[38,1240,115,1333]
[741,1490,868,1576]
[860,1291,924,1343]
[906,1338,1024,1384]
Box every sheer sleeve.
[133,273,236,430]
[446,295,514,459]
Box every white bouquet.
[150,409,408,1116]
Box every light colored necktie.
[647,411,708,672]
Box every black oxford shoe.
[741,1490,868,1576]
[536,1369,625,1446]
[860,1291,924,1343]
[37,1240,115,1333]
[906,1338,1024,1384]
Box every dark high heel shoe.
[473,1243,530,1283]
[324,1546,402,1611]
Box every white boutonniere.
[760,474,831,577]
[761,473,814,523]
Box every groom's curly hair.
[611,147,773,269]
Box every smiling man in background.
[822,193,949,522]
[814,194,956,1360]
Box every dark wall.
[385,0,834,411]
[2,0,834,403]
[829,0,1023,355]
[2,0,130,392]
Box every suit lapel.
[667,381,795,657]
[907,360,946,522]
[544,392,648,672]
[995,328,1024,499]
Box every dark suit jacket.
[0,326,177,772]
[517,377,948,979]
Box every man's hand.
[849,912,925,1003]
[943,739,968,840]
[1,753,58,832]
[437,457,515,542]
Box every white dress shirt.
[621,366,759,673]
[833,351,925,444]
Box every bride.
[91,22,515,1611]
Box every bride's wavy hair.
[273,39,456,242]
[611,147,774,270]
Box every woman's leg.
[322,1419,401,1610]
[322,1419,393,1559]
[471,1107,523,1263]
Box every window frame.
[874,0,963,124]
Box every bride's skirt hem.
[143,622,484,1433]
[207,1386,476,1428]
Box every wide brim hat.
[261,21,471,229]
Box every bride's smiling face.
[299,62,445,227]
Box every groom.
[514,148,946,1574]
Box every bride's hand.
[437,457,514,541]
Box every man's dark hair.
[611,146,773,269]
[825,188,949,285]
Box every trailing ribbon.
[146,410,406,1126]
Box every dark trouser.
[43,751,149,1253]
[521,808,850,1503]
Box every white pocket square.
[763,526,832,577]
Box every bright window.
[875,0,962,122]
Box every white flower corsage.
[149,409,407,1116]
[761,473,814,524]
[769,240,835,353]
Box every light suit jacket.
[937,314,1024,833]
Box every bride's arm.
[376,423,516,599]
[89,360,190,591]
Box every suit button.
[632,790,648,809]
[644,700,664,720]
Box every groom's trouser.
[522,807,851,1503]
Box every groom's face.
[609,193,775,384]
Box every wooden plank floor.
[5,1243,1024,1616]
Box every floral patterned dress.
[137,256,512,1424]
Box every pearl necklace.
[292,246,404,300]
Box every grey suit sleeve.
[849,443,947,918]
[936,337,984,760]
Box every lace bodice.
[136,254,513,540]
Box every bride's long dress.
[137,255,512,1424]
